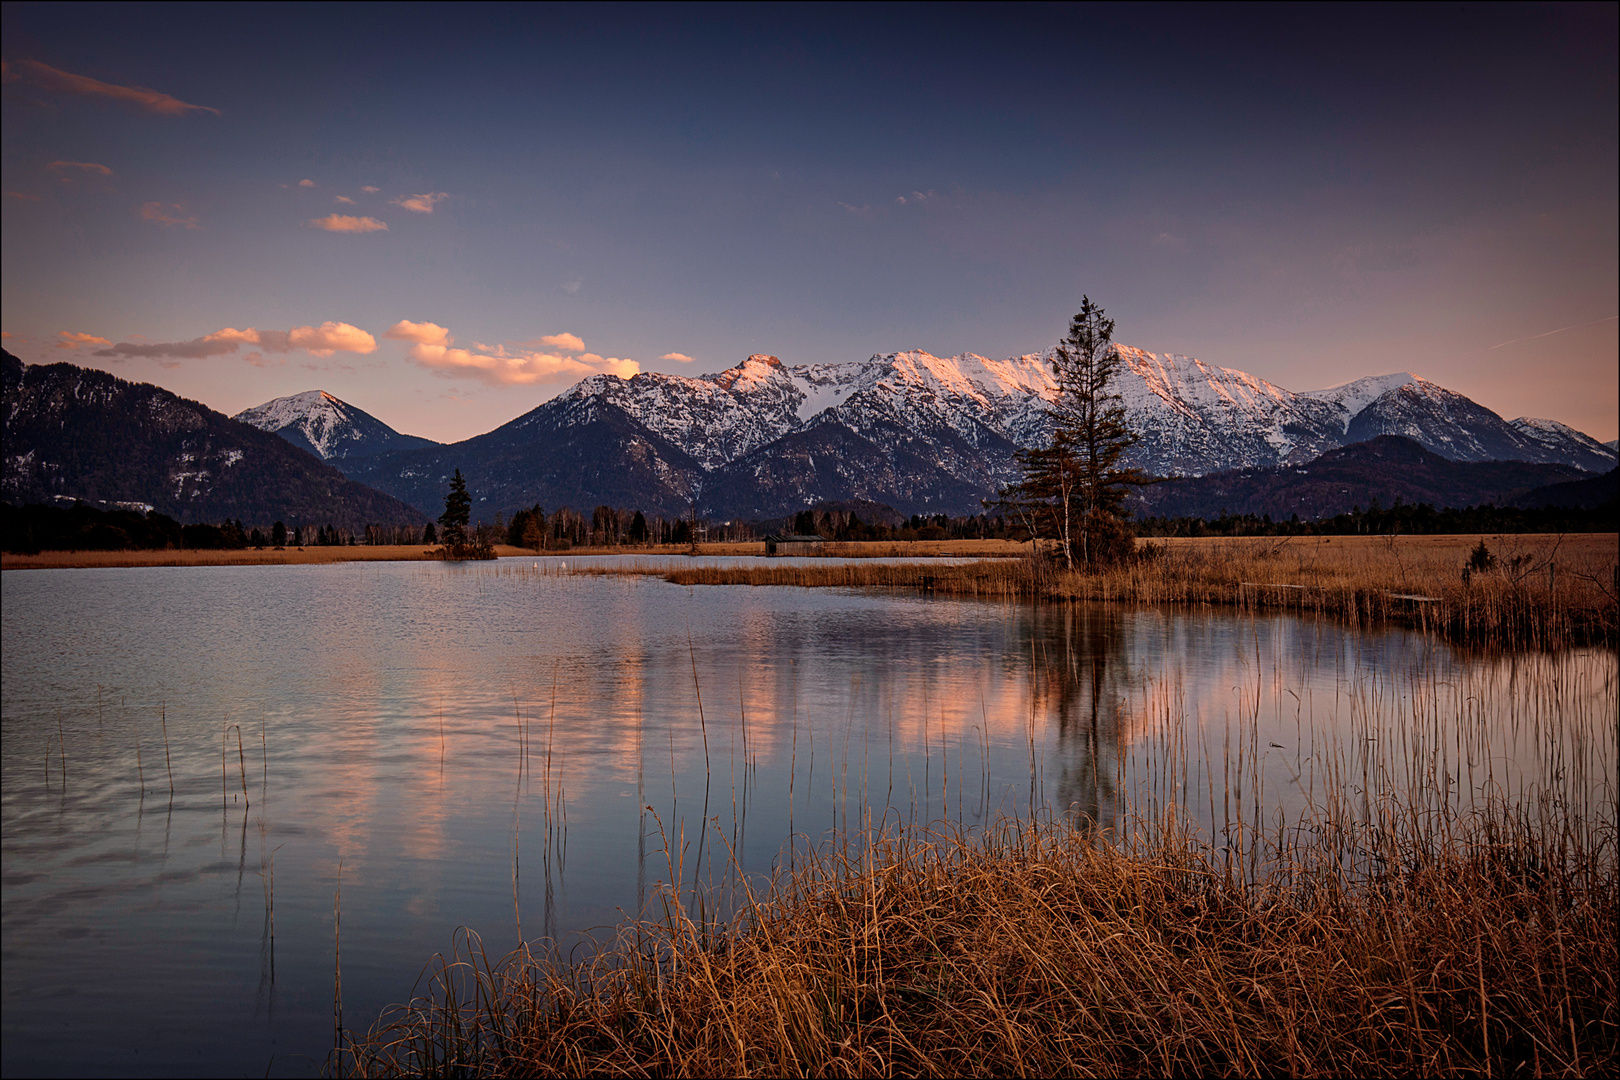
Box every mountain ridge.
[334,346,1614,520]
[3,351,425,528]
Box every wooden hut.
[764,533,825,556]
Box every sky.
[3,2,1616,444]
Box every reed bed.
[347,795,1616,1078]
[566,534,1619,648]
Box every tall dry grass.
[561,534,1619,648]
[346,796,1616,1078]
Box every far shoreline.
[0,537,1031,570]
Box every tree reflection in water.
[1028,604,1129,836]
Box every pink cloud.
[299,179,317,188]
[399,322,637,386]
[5,191,42,201]
[286,322,377,356]
[390,192,448,214]
[94,322,376,360]
[383,320,452,347]
[140,202,199,228]
[361,185,379,193]
[334,195,355,204]
[538,332,585,352]
[309,214,387,233]
[54,331,112,349]
[12,60,220,116]
[661,352,696,363]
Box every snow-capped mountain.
[1509,417,1618,471]
[2,352,423,527]
[234,390,439,461]
[339,346,1615,521]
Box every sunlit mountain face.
[279,348,1616,521]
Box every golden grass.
[572,533,1620,648]
[348,799,1617,1078]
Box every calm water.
[2,558,1614,1077]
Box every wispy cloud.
[54,331,112,349]
[47,160,115,191]
[309,214,388,233]
[361,185,380,193]
[10,59,220,116]
[334,195,355,204]
[895,189,936,205]
[838,201,875,217]
[140,201,199,228]
[390,192,448,214]
[661,352,696,363]
[5,191,42,201]
[299,179,317,188]
[48,160,112,177]
[394,321,636,386]
[94,321,377,361]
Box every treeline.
[500,504,752,549]
[1136,498,1618,538]
[781,508,1031,543]
[0,501,434,553]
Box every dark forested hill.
[2,351,424,528]
[1135,436,1593,521]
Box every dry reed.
[564,533,1618,648]
[347,794,1616,1078]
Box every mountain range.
[236,347,1616,521]
[2,350,424,528]
[5,341,1612,529]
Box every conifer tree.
[438,469,472,552]
[1003,297,1147,567]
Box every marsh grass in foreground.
[552,533,1619,648]
[347,798,1616,1078]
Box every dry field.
[0,544,454,570]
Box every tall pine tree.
[1004,297,1147,567]
[438,469,472,552]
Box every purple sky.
[4,4,1616,443]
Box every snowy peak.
[1301,372,1421,427]
[234,390,438,461]
[1510,417,1618,472]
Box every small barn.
[764,533,825,556]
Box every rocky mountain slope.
[2,352,423,528]
[234,390,440,461]
[340,347,1614,521]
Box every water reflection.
[1,560,1613,1078]
[1032,605,1130,834]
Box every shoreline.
[0,537,1029,570]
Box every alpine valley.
[245,346,1615,522]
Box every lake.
[2,557,1614,1077]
